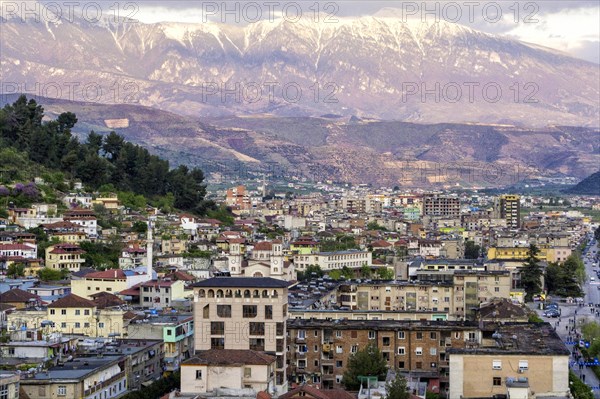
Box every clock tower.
[228,240,243,275]
[270,240,284,276]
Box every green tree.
[520,244,543,301]
[328,270,342,280]
[341,266,354,280]
[367,221,387,231]
[361,264,372,278]
[298,265,324,281]
[7,263,25,278]
[131,221,148,234]
[37,267,67,281]
[570,371,594,399]
[464,240,481,259]
[384,372,410,399]
[342,343,388,390]
[376,267,395,280]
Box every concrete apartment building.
[0,372,20,399]
[496,194,521,229]
[287,319,481,393]
[293,250,372,271]
[191,277,289,393]
[448,322,569,398]
[423,195,460,218]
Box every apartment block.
[191,277,289,391]
[287,319,480,392]
[423,195,460,218]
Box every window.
[196,370,203,380]
[314,359,319,367]
[314,345,319,352]
[397,347,405,355]
[243,305,258,318]
[84,322,90,328]
[50,309,55,315]
[493,377,501,386]
[336,360,343,368]
[244,367,252,377]
[265,305,273,319]
[382,336,391,346]
[298,330,306,339]
[518,360,528,370]
[75,310,80,315]
[336,345,343,353]
[351,331,357,338]
[430,347,436,356]
[298,344,308,353]
[416,347,423,355]
[398,361,405,369]
[430,332,437,340]
[495,287,500,292]
[211,322,225,335]
[203,305,209,319]
[250,338,265,351]
[98,322,105,328]
[416,332,423,340]
[57,386,67,396]
[368,331,376,339]
[211,338,225,349]
[492,360,502,370]
[336,331,343,338]
[276,323,284,336]
[61,322,66,328]
[351,345,358,353]
[75,322,80,328]
[217,305,231,318]
[61,309,66,315]
[398,331,405,339]
[249,322,265,336]
[416,361,422,369]
[468,332,476,341]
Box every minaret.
[146,218,154,277]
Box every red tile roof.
[183,349,275,366]
[48,293,95,308]
[84,269,127,280]
[253,241,272,251]
[0,288,40,303]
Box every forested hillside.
[0,95,212,214]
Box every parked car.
[543,310,560,318]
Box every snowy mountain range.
[1,10,599,126]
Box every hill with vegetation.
[564,171,600,195]
[0,95,212,215]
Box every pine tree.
[521,244,543,301]
[342,343,388,390]
[384,372,410,399]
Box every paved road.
[536,234,600,397]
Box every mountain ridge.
[1,13,598,125]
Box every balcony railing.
[84,371,126,397]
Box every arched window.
[244,290,251,298]
[208,289,215,298]
[253,272,264,278]
[235,290,242,298]
[198,290,206,298]
[253,290,260,298]
[272,290,279,298]
[216,290,224,298]
[225,289,233,298]
[262,290,269,298]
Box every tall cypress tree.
[521,244,543,301]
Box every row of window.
[198,289,280,298]
[203,304,287,319]
[49,309,91,315]
[297,330,463,340]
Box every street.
[536,233,600,397]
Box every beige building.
[72,269,129,299]
[294,250,372,271]
[0,372,20,399]
[45,243,86,271]
[192,277,289,392]
[448,323,570,398]
[181,349,276,395]
[8,293,128,337]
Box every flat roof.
[191,277,289,288]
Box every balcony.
[84,371,126,397]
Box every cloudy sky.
[35,1,599,63]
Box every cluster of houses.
[0,185,599,399]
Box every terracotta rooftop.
[90,291,125,309]
[85,269,127,280]
[183,349,275,366]
[48,293,96,308]
[0,288,40,303]
[253,241,273,251]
